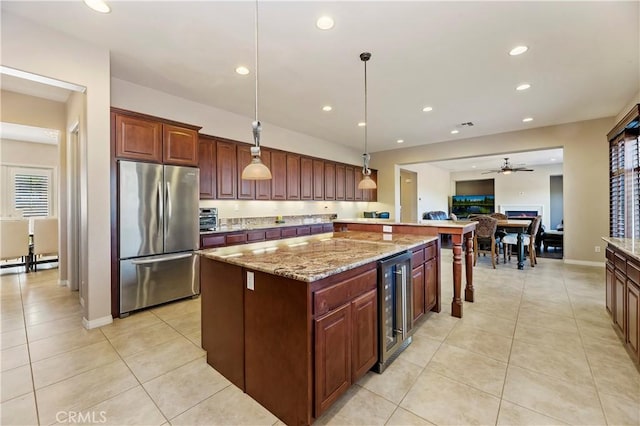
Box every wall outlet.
[595,246,601,253]
[246,271,254,290]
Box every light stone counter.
[602,237,640,263]
[333,218,478,228]
[198,231,438,282]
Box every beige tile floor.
[1,251,639,426]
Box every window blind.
[14,173,50,217]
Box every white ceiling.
[427,148,563,173]
[2,1,638,162]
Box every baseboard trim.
[58,279,69,287]
[564,259,605,268]
[82,315,113,329]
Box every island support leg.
[451,235,463,318]
[464,231,474,302]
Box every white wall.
[450,163,563,231]
[401,162,451,219]
[2,12,112,327]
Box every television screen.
[451,195,495,218]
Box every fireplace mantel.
[499,204,543,218]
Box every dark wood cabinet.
[163,124,199,166]
[345,166,355,201]
[300,157,314,200]
[351,289,377,382]
[114,114,163,163]
[217,140,237,199]
[363,170,378,202]
[324,162,336,200]
[314,303,351,416]
[113,110,199,166]
[335,164,346,200]
[627,281,639,359]
[198,137,216,199]
[606,254,614,315]
[271,151,287,200]
[255,149,272,200]
[412,264,425,322]
[354,167,364,201]
[287,154,301,200]
[313,160,324,200]
[425,257,438,311]
[237,144,255,200]
[615,272,626,335]
[200,234,226,249]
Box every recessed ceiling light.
[471,165,477,169]
[322,105,332,112]
[522,117,533,122]
[550,158,556,161]
[316,16,334,30]
[509,45,529,56]
[516,83,531,91]
[396,139,404,144]
[83,0,110,13]
[358,122,366,127]
[422,106,433,112]
[451,129,459,134]
[235,66,250,75]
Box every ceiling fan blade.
[513,168,534,172]
[481,170,501,174]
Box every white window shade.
[1,166,54,218]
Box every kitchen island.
[199,231,439,425]
[334,219,477,318]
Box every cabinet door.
[287,154,301,200]
[324,162,336,200]
[115,114,162,162]
[255,149,272,200]
[425,257,438,312]
[627,282,639,359]
[314,303,351,416]
[363,170,378,202]
[351,289,378,382]
[271,151,287,200]
[300,157,314,200]
[216,140,237,199]
[198,138,216,199]
[412,265,425,322]
[606,263,614,316]
[335,164,346,201]
[237,144,255,200]
[354,167,364,201]
[615,273,626,335]
[163,124,198,166]
[313,160,324,200]
[345,166,355,200]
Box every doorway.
[550,175,564,230]
[400,169,417,223]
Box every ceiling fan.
[482,157,534,175]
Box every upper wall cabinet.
[301,157,314,200]
[198,136,217,199]
[113,108,200,166]
[217,139,237,199]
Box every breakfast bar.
[333,219,477,318]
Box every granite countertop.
[334,218,478,229]
[602,237,640,262]
[198,231,438,282]
[201,221,333,235]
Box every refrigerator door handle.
[131,253,193,265]
[157,181,163,234]
[166,182,172,223]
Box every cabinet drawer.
[425,243,437,260]
[247,230,266,242]
[313,269,377,316]
[265,229,281,240]
[323,223,334,233]
[606,247,615,262]
[628,261,640,285]
[310,224,325,234]
[615,254,626,273]
[201,234,225,249]
[282,227,297,238]
[297,226,311,236]
[411,249,425,266]
[226,233,247,246]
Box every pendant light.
[358,52,377,190]
[242,0,272,180]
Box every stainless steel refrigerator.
[118,160,200,316]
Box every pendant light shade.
[358,52,377,190]
[242,1,272,181]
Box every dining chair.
[473,215,499,269]
[490,212,508,253]
[503,215,542,267]
[32,217,59,271]
[0,219,30,270]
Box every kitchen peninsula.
[333,219,477,318]
[199,231,440,425]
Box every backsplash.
[218,213,336,230]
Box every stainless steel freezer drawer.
[120,252,200,315]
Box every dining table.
[496,219,532,269]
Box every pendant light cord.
[254,0,259,123]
